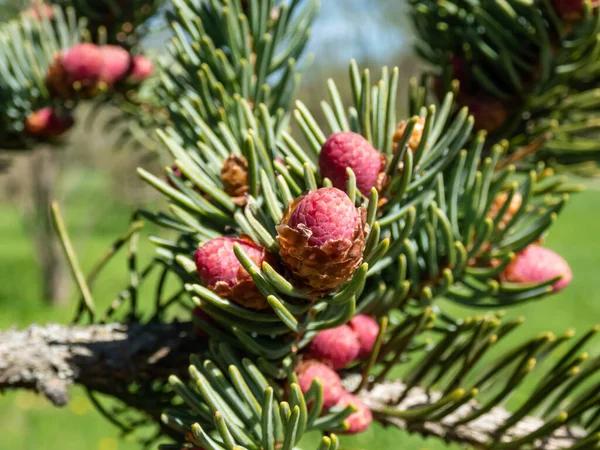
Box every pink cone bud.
[287,187,361,247]
[335,392,372,434]
[24,107,73,138]
[319,132,385,196]
[502,244,573,292]
[277,187,367,295]
[349,315,380,359]
[100,45,132,84]
[130,55,154,82]
[295,360,344,409]
[194,237,275,310]
[309,325,360,370]
[61,43,105,83]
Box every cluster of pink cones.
[25,43,153,140]
[295,315,380,434]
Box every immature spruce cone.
[60,43,105,83]
[335,392,373,434]
[488,192,523,230]
[99,45,132,84]
[129,55,154,83]
[221,154,249,205]
[393,117,425,154]
[308,325,360,370]
[47,43,105,98]
[349,315,380,359]
[24,108,73,138]
[277,188,367,296]
[295,360,344,408]
[501,244,573,292]
[194,237,275,310]
[319,132,386,196]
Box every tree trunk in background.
[28,147,69,305]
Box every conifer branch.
[0,322,193,406]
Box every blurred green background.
[1,1,600,449]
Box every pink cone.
[287,187,361,247]
[130,55,154,82]
[61,43,105,83]
[100,45,132,84]
[335,392,373,434]
[319,132,385,196]
[295,360,344,409]
[194,237,276,310]
[24,107,73,138]
[502,244,572,292]
[349,315,380,359]
[309,325,360,370]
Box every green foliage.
[161,348,349,450]
[0,6,85,149]
[411,0,600,174]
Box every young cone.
[60,43,105,83]
[24,108,73,138]
[488,192,523,230]
[319,132,386,196]
[349,315,380,359]
[335,392,373,434]
[393,117,425,153]
[277,188,367,296]
[129,55,154,83]
[221,155,249,205]
[295,360,344,408]
[308,325,360,370]
[194,237,276,310]
[502,244,573,292]
[100,46,132,85]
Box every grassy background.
[0,174,599,450]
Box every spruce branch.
[410,0,600,174]
[0,321,193,407]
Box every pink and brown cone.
[393,117,426,154]
[194,237,276,310]
[335,392,373,434]
[277,188,367,296]
[319,132,386,196]
[349,315,380,359]
[130,55,154,83]
[488,192,523,231]
[295,360,344,409]
[308,325,360,370]
[60,43,105,83]
[47,43,105,99]
[24,107,74,138]
[221,154,249,205]
[99,45,132,84]
[501,244,573,292]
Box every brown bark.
[0,322,193,406]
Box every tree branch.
[343,375,584,450]
[0,323,585,448]
[0,322,194,406]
